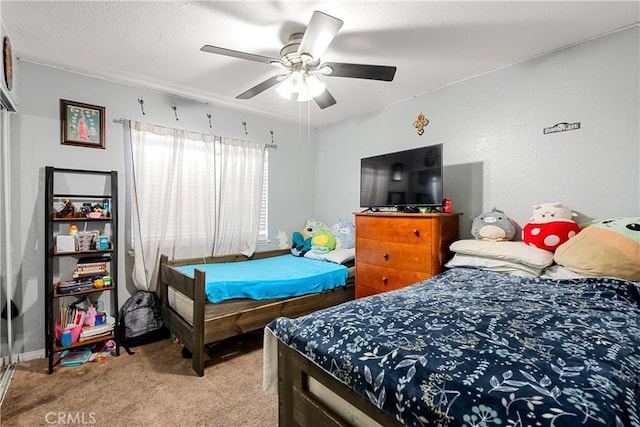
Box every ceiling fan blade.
[321,62,397,81]
[236,75,283,99]
[297,11,343,59]
[314,88,337,109]
[201,45,280,65]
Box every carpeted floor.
[0,330,278,426]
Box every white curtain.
[129,121,265,291]
[213,138,266,256]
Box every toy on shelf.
[522,202,580,251]
[56,199,75,218]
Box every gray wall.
[9,63,317,354]
[7,26,640,355]
[313,26,640,236]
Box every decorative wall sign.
[544,122,580,135]
[60,99,105,149]
[413,112,429,135]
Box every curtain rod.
[114,117,277,149]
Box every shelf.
[53,332,115,352]
[54,248,114,256]
[53,216,112,222]
[53,193,113,199]
[45,166,120,373]
[54,285,115,298]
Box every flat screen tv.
[360,143,443,210]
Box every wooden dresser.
[354,212,460,298]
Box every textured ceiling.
[2,1,638,127]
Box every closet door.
[0,105,13,399]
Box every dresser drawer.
[356,237,434,273]
[356,216,433,244]
[356,263,430,293]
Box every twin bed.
[157,249,355,377]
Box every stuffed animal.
[331,220,356,250]
[291,219,329,256]
[471,208,516,241]
[554,217,640,281]
[311,230,337,254]
[275,229,289,250]
[522,202,580,251]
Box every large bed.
[265,267,640,426]
[157,248,355,376]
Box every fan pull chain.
[171,104,179,121]
[207,113,213,129]
[242,121,248,134]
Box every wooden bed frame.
[157,249,355,376]
[277,339,401,427]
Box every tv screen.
[360,143,443,209]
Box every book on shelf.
[80,323,114,339]
[78,331,112,342]
[60,305,87,330]
[60,349,92,367]
[79,315,115,340]
[57,279,95,294]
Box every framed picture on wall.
[60,99,105,149]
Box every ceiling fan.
[201,11,397,109]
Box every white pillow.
[445,253,543,278]
[450,240,554,269]
[304,248,355,264]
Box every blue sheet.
[175,255,348,303]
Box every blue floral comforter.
[267,268,640,426]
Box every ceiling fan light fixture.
[296,86,313,102]
[276,70,325,102]
[305,73,326,97]
[275,78,294,99]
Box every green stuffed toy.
[290,219,329,256]
[311,230,336,254]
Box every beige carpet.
[1,330,278,426]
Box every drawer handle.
[381,277,388,285]
[413,229,420,237]
[383,253,389,261]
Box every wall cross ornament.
[413,112,429,135]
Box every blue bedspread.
[268,268,640,426]
[175,255,348,303]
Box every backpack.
[119,290,167,355]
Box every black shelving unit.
[44,166,120,373]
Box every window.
[128,122,269,289]
[258,150,269,243]
[131,133,269,243]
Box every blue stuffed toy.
[471,208,516,242]
[331,220,355,250]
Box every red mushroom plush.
[522,202,580,251]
